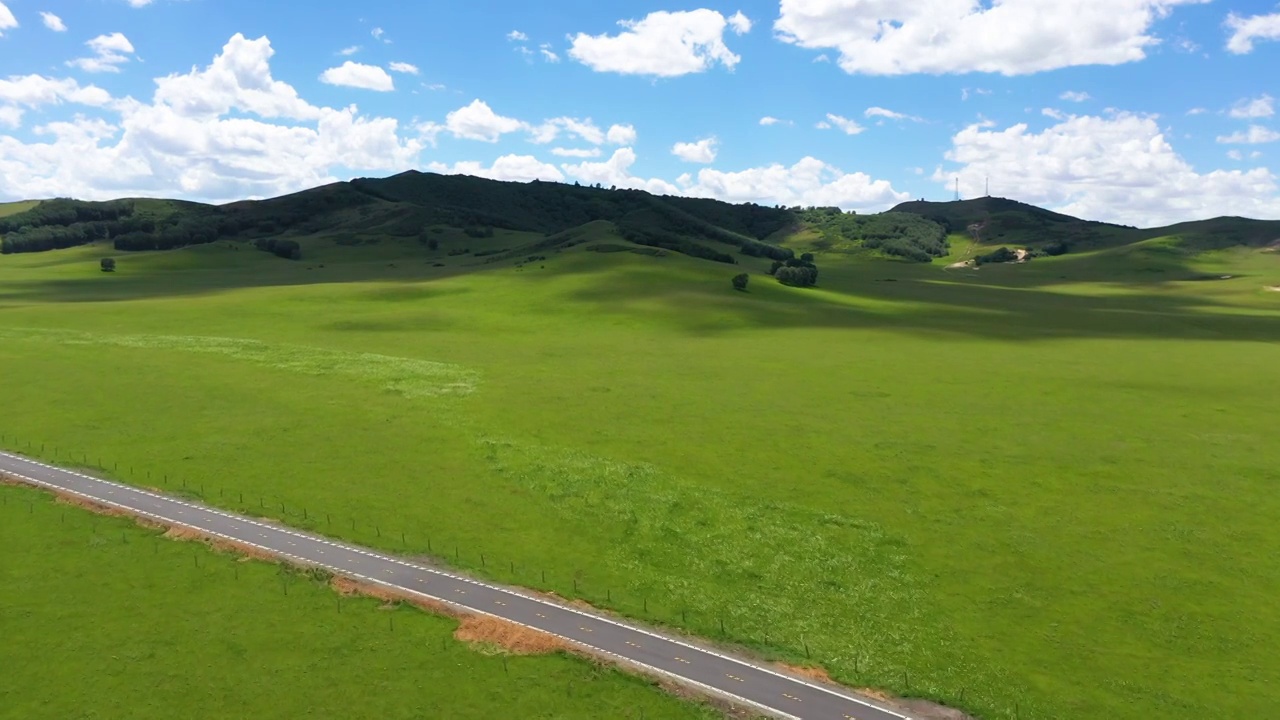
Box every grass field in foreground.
[1,236,1278,719]
[0,483,717,720]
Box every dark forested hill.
[2,175,1276,266]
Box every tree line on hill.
[798,208,950,262]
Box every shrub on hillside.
[732,273,749,291]
[254,237,302,260]
[100,257,116,272]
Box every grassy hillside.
[1,230,1278,720]
[0,199,40,217]
[891,196,1280,254]
[0,482,717,720]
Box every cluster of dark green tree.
[769,253,819,287]
[0,198,134,234]
[799,209,949,262]
[253,237,301,260]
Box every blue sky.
[1,0,1279,226]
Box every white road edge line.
[1,451,909,720]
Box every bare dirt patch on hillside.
[453,615,570,655]
[1266,286,1280,292]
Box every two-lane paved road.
[0,449,912,720]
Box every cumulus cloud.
[430,99,525,142]
[1225,10,1280,54]
[0,2,16,35]
[539,43,560,62]
[320,62,395,91]
[507,30,528,41]
[0,105,21,128]
[560,148,679,194]
[568,9,748,76]
[605,123,637,145]
[760,116,784,126]
[936,111,1280,226]
[672,137,718,163]
[0,33,424,203]
[1060,91,1091,102]
[775,0,1208,76]
[1228,95,1274,119]
[0,75,114,109]
[1217,125,1280,145]
[67,33,136,73]
[818,113,864,135]
[388,62,419,75]
[1227,149,1243,161]
[371,27,391,44]
[677,156,909,210]
[339,45,360,56]
[427,154,564,183]
[727,11,752,34]
[41,12,67,32]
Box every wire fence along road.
[0,449,913,720]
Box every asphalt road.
[1,449,912,720]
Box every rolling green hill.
[890,196,1280,254]
[2,175,1277,269]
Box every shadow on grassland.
[551,255,1280,343]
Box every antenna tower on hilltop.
[985,176,990,197]
[954,177,960,202]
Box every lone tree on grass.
[100,257,116,272]
[732,273,749,291]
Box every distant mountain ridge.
[2,173,1278,263]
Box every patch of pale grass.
[0,327,479,397]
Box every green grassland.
[1,188,1279,720]
[0,483,719,720]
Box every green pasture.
[0,482,718,720]
[1,233,1278,720]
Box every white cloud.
[339,46,360,56]
[0,34,424,204]
[605,123,637,145]
[568,9,747,76]
[937,111,1280,226]
[67,33,136,73]
[727,11,752,34]
[1252,151,1263,159]
[1217,125,1280,145]
[125,0,154,6]
[0,75,114,108]
[319,62,395,92]
[550,147,602,158]
[775,0,1209,76]
[1227,149,1243,161]
[507,30,528,41]
[437,99,525,142]
[677,156,909,211]
[0,105,22,128]
[1042,108,1067,120]
[540,43,560,62]
[672,137,718,163]
[962,87,993,101]
[427,154,564,183]
[40,12,67,32]
[1228,95,1274,119]
[560,147,680,194]
[1186,107,1207,115]
[865,106,922,122]
[0,2,17,35]
[819,112,864,135]
[388,62,419,75]
[1225,10,1280,54]
[760,116,782,126]
[371,27,391,44]
[1060,91,1091,102]
[530,117,606,145]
